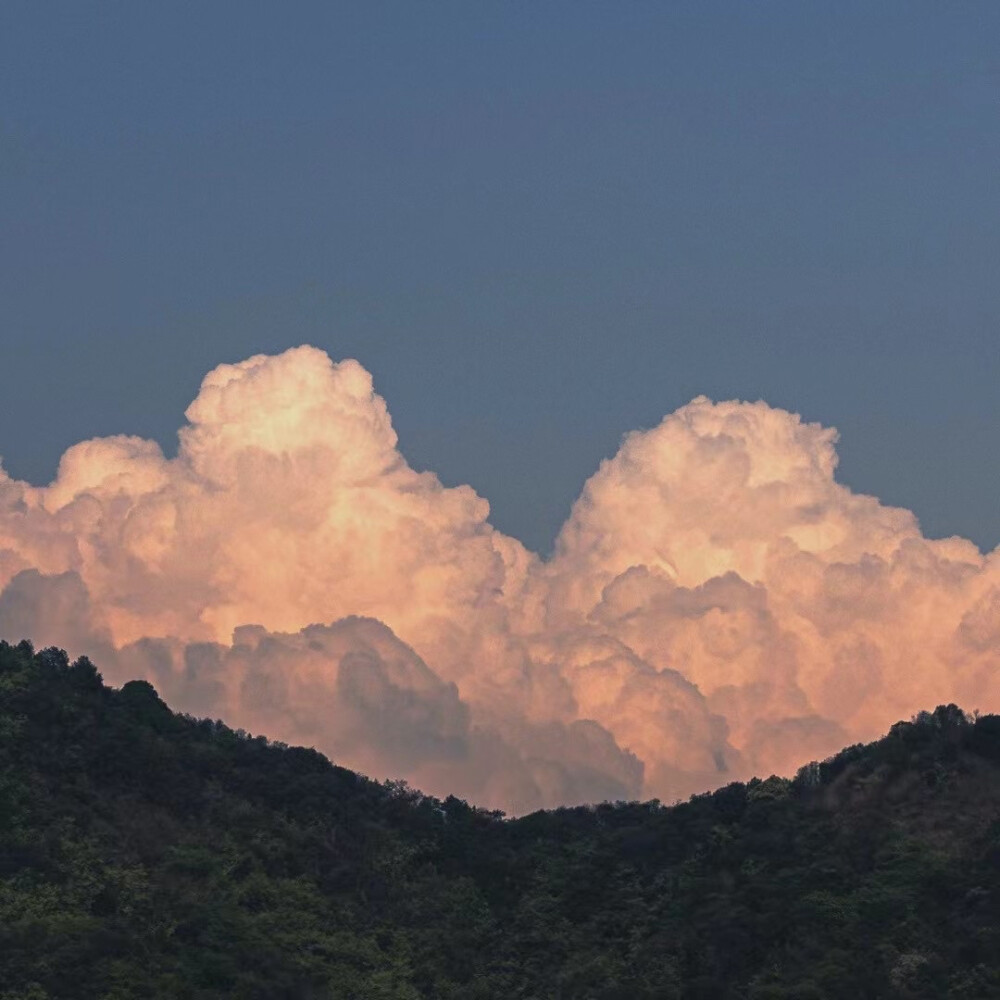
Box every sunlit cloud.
[1,345,997,811]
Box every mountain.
[1,639,999,999]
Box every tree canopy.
[1,639,999,998]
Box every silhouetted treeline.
[1,639,999,998]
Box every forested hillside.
[2,639,999,999]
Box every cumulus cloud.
[1,346,997,811]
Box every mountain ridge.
[2,638,999,999]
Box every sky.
[1,5,999,813]
[2,1,998,555]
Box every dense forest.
[1,639,999,999]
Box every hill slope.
[1,639,999,999]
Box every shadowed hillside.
[1,639,999,999]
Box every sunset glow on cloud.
[1,346,997,813]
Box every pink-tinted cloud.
[1,347,996,811]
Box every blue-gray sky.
[2,1,998,554]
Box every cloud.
[1,346,997,811]
[541,395,999,770]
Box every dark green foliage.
[2,639,999,998]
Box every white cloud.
[1,346,997,810]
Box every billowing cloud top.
[1,346,997,812]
